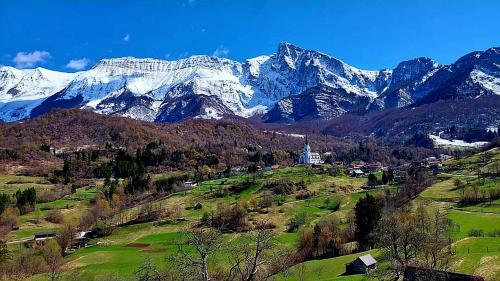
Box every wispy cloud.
[65,58,90,70]
[212,45,229,57]
[123,34,130,42]
[164,53,171,59]
[13,51,51,68]
[178,51,189,59]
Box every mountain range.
[0,43,498,123]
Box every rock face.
[0,43,498,123]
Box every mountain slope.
[0,44,498,123]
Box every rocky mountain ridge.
[0,43,498,123]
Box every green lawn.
[276,250,379,281]
[13,159,498,281]
[0,174,54,194]
[451,237,500,281]
[10,187,99,240]
[447,210,500,239]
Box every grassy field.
[0,174,54,194]
[2,153,496,281]
[24,166,380,280]
[276,250,380,281]
[451,237,500,281]
[10,187,98,241]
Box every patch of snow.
[429,134,489,148]
[264,131,305,138]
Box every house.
[183,181,198,188]
[364,162,385,173]
[299,136,323,164]
[345,254,377,274]
[403,266,484,281]
[34,231,55,241]
[230,166,246,173]
[351,169,365,177]
[346,162,365,173]
[439,154,453,161]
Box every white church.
[299,136,323,164]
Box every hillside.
[0,147,497,280]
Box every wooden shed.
[345,254,377,274]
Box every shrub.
[202,203,248,232]
[263,179,306,195]
[468,229,484,237]
[487,229,500,237]
[295,189,312,200]
[287,212,306,232]
[46,209,64,224]
[228,179,254,193]
[0,207,19,229]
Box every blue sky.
[1,0,499,71]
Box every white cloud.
[164,53,171,59]
[123,34,130,42]
[65,58,90,70]
[13,51,51,68]
[212,45,229,57]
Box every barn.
[345,254,377,274]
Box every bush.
[94,219,115,237]
[487,229,500,237]
[0,207,19,229]
[228,179,254,194]
[468,229,484,237]
[262,179,306,195]
[46,209,64,224]
[295,189,312,200]
[202,203,248,232]
[287,212,306,232]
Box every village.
[15,138,495,281]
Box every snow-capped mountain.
[0,67,76,121]
[0,43,498,123]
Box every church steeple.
[304,135,311,154]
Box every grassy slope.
[20,149,500,280]
[275,250,380,281]
[0,175,54,194]
[417,148,500,279]
[28,166,376,280]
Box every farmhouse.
[345,254,377,274]
[34,231,55,241]
[183,181,198,188]
[351,169,365,177]
[364,162,386,173]
[299,136,323,164]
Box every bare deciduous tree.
[167,227,223,281]
[374,204,452,281]
[226,222,289,281]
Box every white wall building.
[299,136,322,164]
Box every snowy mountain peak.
[0,44,498,123]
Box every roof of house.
[352,169,364,174]
[357,254,377,266]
